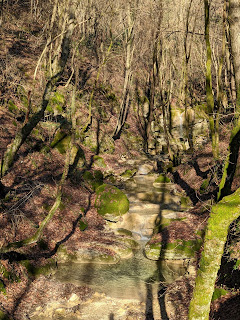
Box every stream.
[48,173,189,319]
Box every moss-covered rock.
[120,169,137,180]
[180,196,192,209]
[93,155,106,168]
[144,242,162,260]
[145,238,202,261]
[95,184,129,221]
[20,260,57,277]
[57,245,120,264]
[154,174,171,184]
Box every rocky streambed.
[27,167,205,320]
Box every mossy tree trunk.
[217,124,240,200]
[189,187,240,320]
[0,3,75,178]
[204,0,219,160]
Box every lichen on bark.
[189,187,240,320]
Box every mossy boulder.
[145,238,202,261]
[144,242,162,260]
[20,260,56,277]
[93,155,106,168]
[153,174,172,189]
[95,184,129,221]
[180,196,192,209]
[154,174,171,184]
[120,169,137,180]
[57,244,119,264]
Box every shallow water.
[52,174,187,301]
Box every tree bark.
[189,187,240,319]
[229,0,240,119]
[204,0,219,160]
[113,2,135,140]
[217,0,240,200]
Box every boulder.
[137,164,154,175]
[95,184,129,222]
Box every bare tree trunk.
[225,0,237,105]
[0,0,4,26]
[204,0,219,160]
[182,0,197,152]
[113,2,135,140]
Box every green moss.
[0,310,11,320]
[95,184,129,221]
[8,100,18,113]
[56,246,77,263]
[200,179,209,194]
[212,288,228,301]
[107,92,117,101]
[93,155,106,168]
[20,260,56,277]
[79,219,88,231]
[0,280,6,295]
[145,238,203,261]
[116,237,139,250]
[115,228,133,237]
[0,263,19,284]
[234,260,240,270]
[57,245,120,264]
[53,135,70,154]
[120,169,137,179]
[181,196,192,208]
[144,242,162,260]
[82,170,103,191]
[47,91,65,114]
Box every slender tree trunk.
[183,0,196,152]
[204,0,219,160]
[229,0,240,121]
[0,0,4,26]
[189,187,240,319]
[113,2,135,140]
[225,0,237,105]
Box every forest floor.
[1,9,240,319]
[0,103,240,319]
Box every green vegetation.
[95,184,129,221]
[212,288,229,301]
[154,174,171,183]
